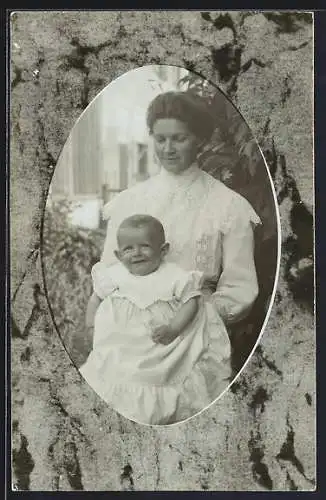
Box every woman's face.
[152,118,201,174]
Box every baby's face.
[116,225,166,276]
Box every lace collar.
[156,162,202,191]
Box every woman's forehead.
[152,118,192,136]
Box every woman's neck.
[158,162,201,185]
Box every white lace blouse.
[101,164,261,324]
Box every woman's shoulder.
[201,171,237,197]
[202,172,261,227]
[202,170,249,204]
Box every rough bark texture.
[10,11,315,491]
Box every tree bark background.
[10,11,315,491]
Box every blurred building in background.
[49,65,185,229]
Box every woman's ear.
[114,250,121,261]
[160,242,170,258]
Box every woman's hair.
[117,214,166,246]
[146,91,216,142]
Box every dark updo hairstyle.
[146,91,216,143]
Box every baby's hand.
[151,324,179,345]
[201,273,219,292]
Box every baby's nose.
[132,245,142,255]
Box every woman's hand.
[151,324,179,345]
[85,325,95,343]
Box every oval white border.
[41,64,282,428]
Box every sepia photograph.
[42,65,279,426]
[10,9,314,491]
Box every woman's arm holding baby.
[85,292,101,329]
[151,297,199,345]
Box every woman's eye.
[154,135,189,146]
[154,136,165,143]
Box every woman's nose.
[163,138,175,153]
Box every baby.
[86,214,200,346]
[80,214,230,425]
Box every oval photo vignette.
[41,64,280,426]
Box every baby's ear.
[161,242,170,257]
[114,250,121,261]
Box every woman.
[85,91,261,423]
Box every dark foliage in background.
[42,199,105,367]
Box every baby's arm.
[151,297,199,345]
[170,297,199,334]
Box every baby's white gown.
[79,261,231,425]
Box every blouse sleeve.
[91,262,118,300]
[174,269,204,304]
[211,195,261,324]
